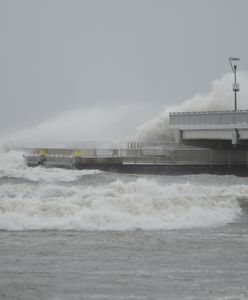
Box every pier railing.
[26,147,248,164]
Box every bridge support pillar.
[232,129,239,145]
[174,129,182,144]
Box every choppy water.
[0,151,248,299]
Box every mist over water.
[4,105,135,148]
[2,72,248,147]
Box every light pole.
[229,57,240,111]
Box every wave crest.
[0,151,101,182]
[0,178,242,231]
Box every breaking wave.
[0,153,243,231]
[0,151,101,183]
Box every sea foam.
[0,150,101,183]
[0,172,243,231]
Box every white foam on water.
[0,177,243,231]
[0,150,101,183]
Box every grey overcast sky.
[1,0,248,141]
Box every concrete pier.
[23,110,248,175]
[24,146,248,175]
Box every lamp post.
[229,57,240,111]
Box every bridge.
[169,110,248,147]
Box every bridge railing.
[169,110,248,126]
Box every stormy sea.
[0,150,248,299]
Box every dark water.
[1,222,248,300]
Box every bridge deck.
[169,110,248,145]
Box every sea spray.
[3,104,145,147]
[4,72,248,147]
[136,71,248,142]
[0,143,8,154]
[0,150,101,183]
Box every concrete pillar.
[232,129,239,145]
[174,129,182,144]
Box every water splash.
[0,151,101,183]
[136,72,248,142]
[0,174,242,231]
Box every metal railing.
[25,147,248,165]
[169,110,248,126]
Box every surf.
[0,168,243,231]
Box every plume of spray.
[0,143,8,154]
[2,72,248,148]
[3,105,144,148]
[136,72,248,143]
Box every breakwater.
[24,146,248,175]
